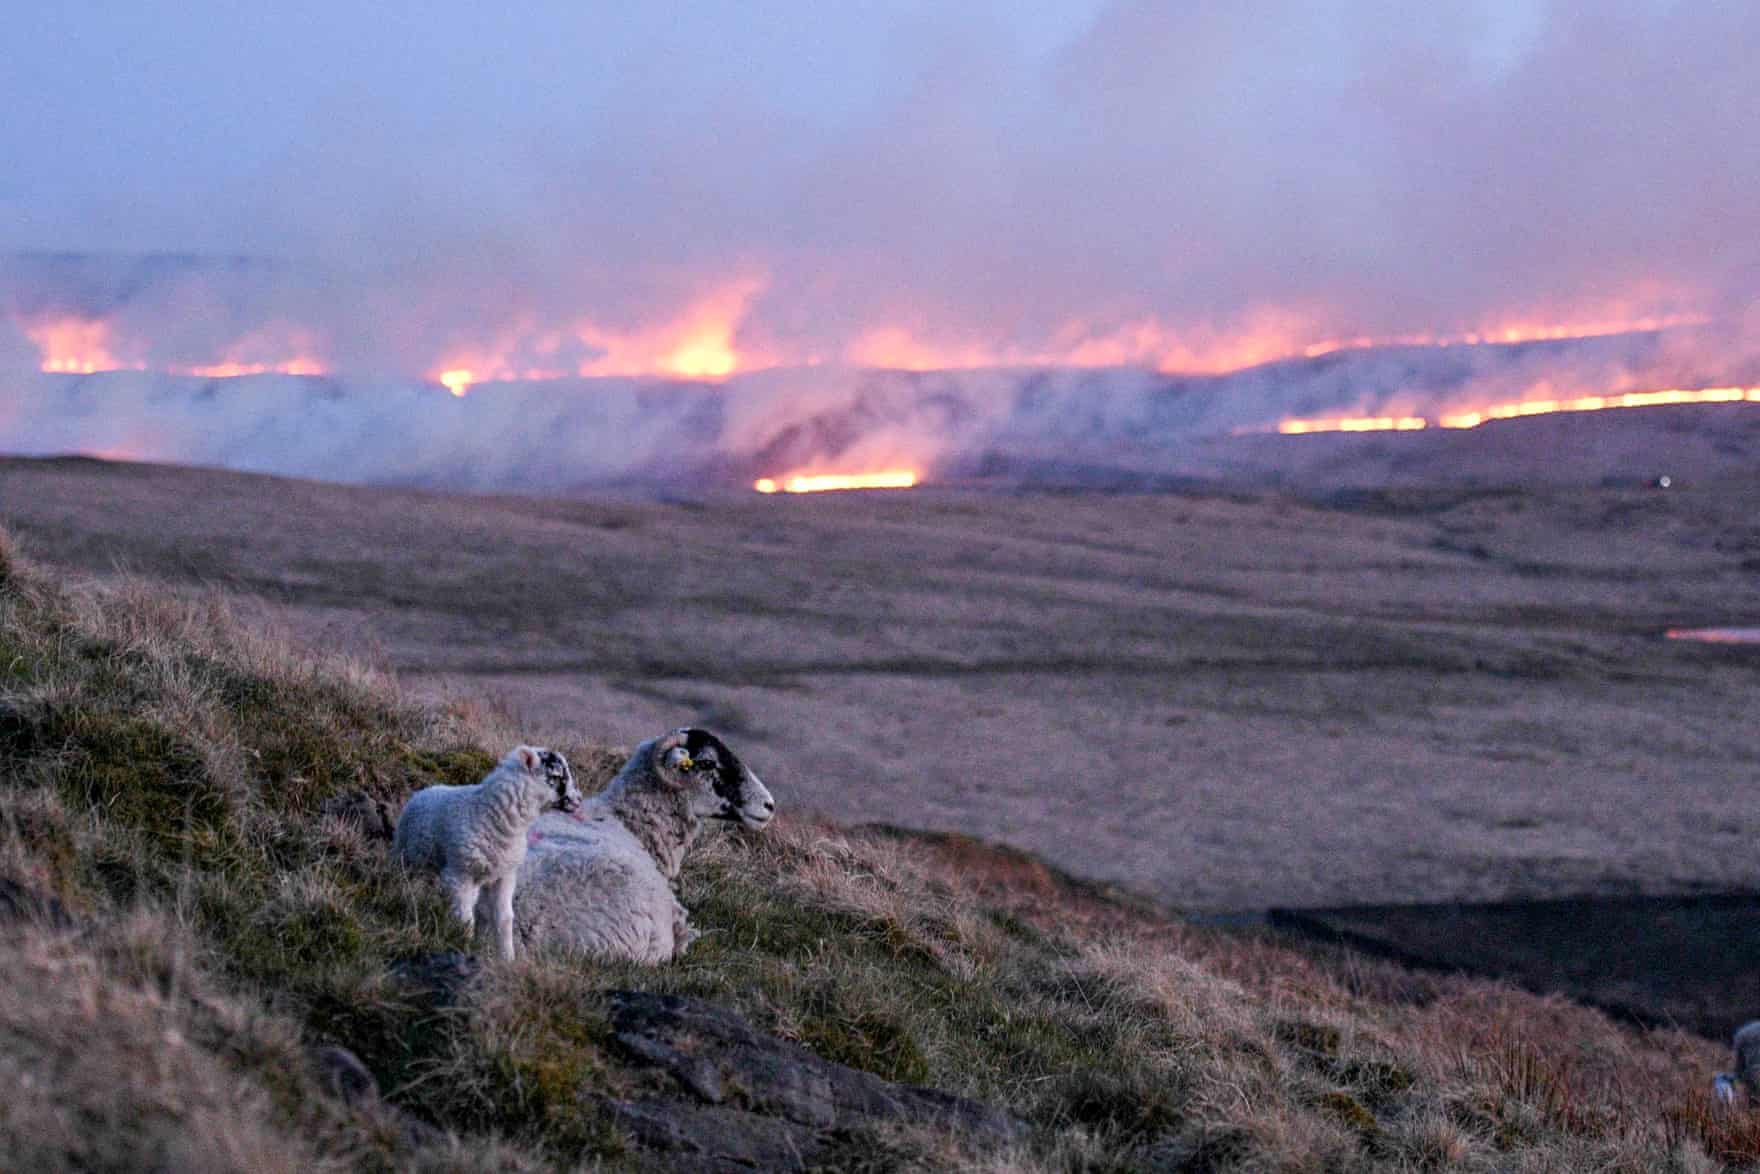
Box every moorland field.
[3,452,1757,913]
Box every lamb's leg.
[444,872,480,935]
[670,895,700,960]
[490,874,518,962]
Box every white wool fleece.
[394,745,582,961]
[513,728,774,964]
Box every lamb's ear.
[516,746,540,770]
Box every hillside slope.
[0,528,1749,1170]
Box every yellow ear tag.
[676,754,694,772]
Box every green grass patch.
[48,710,235,864]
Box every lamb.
[510,727,774,963]
[394,745,583,961]
[1715,1020,1760,1105]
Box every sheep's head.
[514,745,583,814]
[654,728,774,830]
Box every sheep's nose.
[761,798,775,812]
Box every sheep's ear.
[516,746,540,770]
[649,731,694,785]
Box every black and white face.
[657,728,775,830]
[518,745,583,813]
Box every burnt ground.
[1271,894,1760,1042]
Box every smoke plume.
[2,3,1756,374]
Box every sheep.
[1715,1020,1760,1105]
[510,728,774,963]
[394,745,583,961]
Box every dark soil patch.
[1271,893,1760,1039]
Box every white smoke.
[4,5,1757,363]
[4,325,1748,492]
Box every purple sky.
[3,2,1757,371]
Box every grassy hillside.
[0,525,1751,1171]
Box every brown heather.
[0,523,1748,1171]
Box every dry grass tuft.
[1666,1091,1760,1168]
[0,911,344,1172]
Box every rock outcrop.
[596,990,1024,1170]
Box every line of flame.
[21,301,1710,390]
[753,471,918,494]
[1275,387,1760,436]
[24,317,329,380]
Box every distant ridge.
[5,357,1758,494]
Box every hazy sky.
[3,1,1757,364]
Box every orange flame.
[842,308,1709,377]
[753,470,918,494]
[1275,386,1760,436]
[438,369,475,397]
[1278,416,1428,435]
[13,291,1712,389]
[21,315,328,379]
[426,278,767,393]
[25,317,133,374]
[576,277,765,380]
[425,335,570,396]
[172,357,328,379]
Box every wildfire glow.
[10,290,1716,390]
[21,315,329,379]
[753,470,919,494]
[842,308,1710,378]
[846,310,1314,376]
[1298,313,1707,359]
[1278,416,1429,435]
[438,369,475,396]
[577,277,763,380]
[1275,386,1760,436]
[423,278,767,394]
[424,331,569,396]
[26,317,129,374]
[172,357,328,379]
